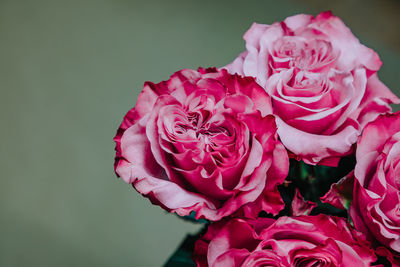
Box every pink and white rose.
[225,11,399,166]
[350,111,400,258]
[114,68,289,221]
[193,215,376,266]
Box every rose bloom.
[193,215,376,266]
[114,68,289,221]
[350,111,400,260]
[224,11,399,166]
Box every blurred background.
[1,0,399,266]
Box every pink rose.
[224,11,399,166]
[114,68,289,221]
[350,111,400,256]
[193,215,376,266]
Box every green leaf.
[176,211,209,224]
[163,234,198,267]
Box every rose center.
[176,111,230,146]
[273,37,336,72]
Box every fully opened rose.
[114,68,289,221]
[225,11,399,166]
[193,215,376,266]
[350,111,400,257]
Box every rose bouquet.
[114,11,400,266]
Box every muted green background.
[1,1,399,266]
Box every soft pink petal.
[276,116,358,165]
